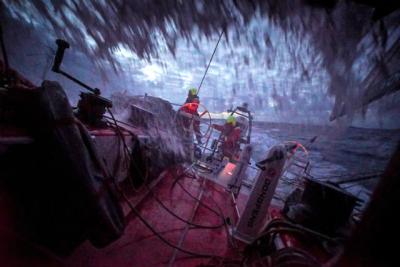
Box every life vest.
[179,102,199,114]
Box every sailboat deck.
[65,166,245,267]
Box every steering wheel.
[176,102,212,141]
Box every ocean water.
[251,122,399,177]
[248,122,400,209]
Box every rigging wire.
[106,108,225,225]
[177,179,223,217]
[115,176,220,259]
[104,109,230,258]
[106,111,225,229]
[142,180,225,229]
[169,165,225,217]
[196,30,224,95]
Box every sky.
[1,0,399,128]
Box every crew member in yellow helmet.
[226,115,236,126]
[185,88,198,104]
[212,115,241,159]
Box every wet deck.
[64,166,245,267]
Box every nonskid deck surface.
[65,167,244,267]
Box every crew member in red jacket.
[178,96,202,144]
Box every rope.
[196,30,224,95]
[104,109,228,258]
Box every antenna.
[0,24,10,72]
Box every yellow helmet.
[226,115,236,126]
[189,88,197,95]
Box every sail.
[330,37,400,121]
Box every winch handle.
[51,39,101,95]
[52,39,70,73]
